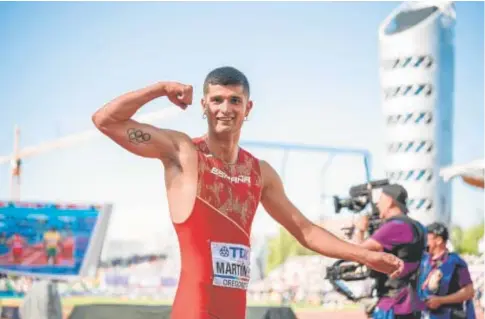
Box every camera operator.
[354,184,426,319]
[417,222,475,319]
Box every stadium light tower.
[379,1,455,226]
[0,108,181,201]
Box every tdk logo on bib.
[211,242,251,290]
[219,246,248,260]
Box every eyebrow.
[210,94,243,100]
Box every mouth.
[216,117,235,122]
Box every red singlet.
[172,137,262,319]
[11,235,23,257]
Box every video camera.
[326,179,391,307]
[332,179,390,238]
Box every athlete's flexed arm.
[93,82,199,223]
[259,160,404,278]
[92,81,196,165]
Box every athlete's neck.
[206,131,240,164]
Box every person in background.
[43,227,62,265]
[355,184,427,319]
[7,233,27,265]
[418,222,475,319]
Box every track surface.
[57,305,485,319]
[0,241,74,266]
[297,309,485,319]
[298,311,365,319]
[3,298,483,319]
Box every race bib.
[211,242,251,290]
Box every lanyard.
[422,251,447,291]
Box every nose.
[219,99,234,114]
[219,101,229,113]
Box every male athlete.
[7,233,27,264]
[43,227,62,265]
[93,66,404,319]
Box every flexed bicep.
[94,118,194,162]
[92,81,195,163]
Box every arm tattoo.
[127,128,151,145]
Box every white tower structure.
[378,2,456,226]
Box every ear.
[382,194,392,208]
[201,98,207,114]
[245,100,253,117]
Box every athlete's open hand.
[165,82,193,109]
[364,251,404,279]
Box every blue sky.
[0,2,483,244]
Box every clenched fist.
[364,250,404,279]
[165,82,193,109]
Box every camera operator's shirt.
[371,220,421,315]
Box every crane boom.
[0,107,181,165]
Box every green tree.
[460,222,484,255]
[265,226,317,275]
[450,225,464,253]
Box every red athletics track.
[296,307,485,319]
[0,239,75,267]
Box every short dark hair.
[203,66,250,97]
[427,222,449,242]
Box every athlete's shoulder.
[191,135,204,145]
[238,146,259,161]
[191,135,210,153]
[258,160,281,188]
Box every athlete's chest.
[196,150,262,228]
[200,155,254,190]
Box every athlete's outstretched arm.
[92,81,195,163]
[259,160,403,277]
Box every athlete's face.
[201,84,253,135]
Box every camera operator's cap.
[381,184,408,213]
[427,222,449,242]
